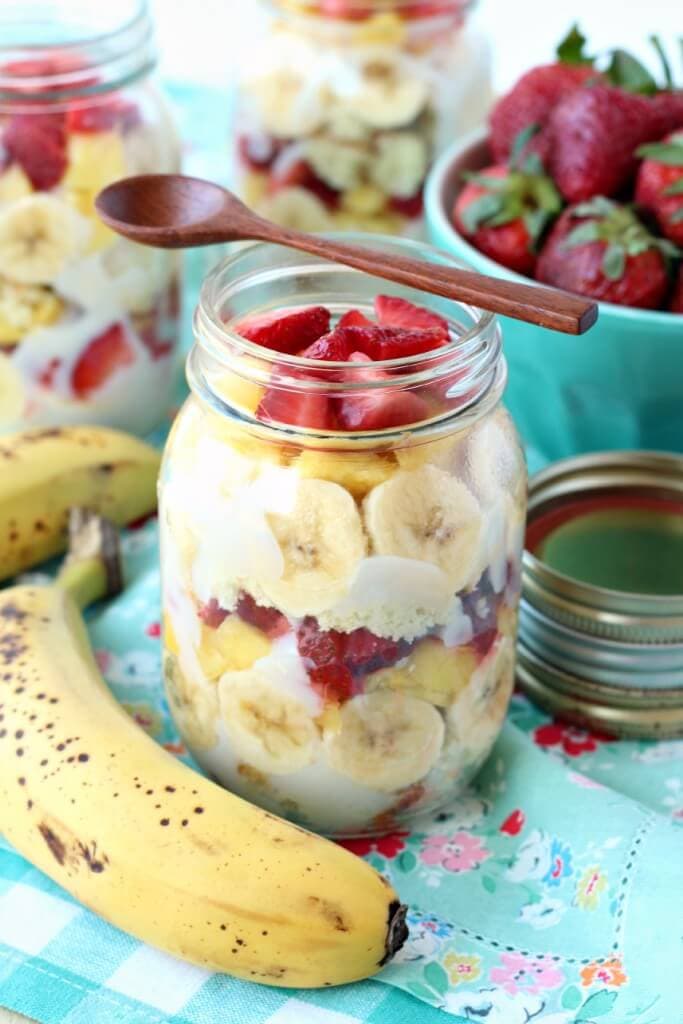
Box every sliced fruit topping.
[374,295,449,339]
[326,324,447,360]
[71,322,135,398]
[236,305,331,354]
[300,331,354,361]
[338,309,373,328]
[257,385,334,430]
[235,591,289,638]
[338,388,431,431]
[2,113,67,191]
[66,96,140,133]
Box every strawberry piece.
[71,322,135,398]
[236,592,289,637]
[300,331,354,361]
[257,386,334,430]
[342,629,412,676]
[237,306,331,355]
[198,599,230,629]
[453,162,562,275]
[635,131,683,246]
[3,113,67,190]
[389,191,424,219]
[670,266,683,313]
[471,629,498,660]
[237,132,281,171]
[269,154,340,209]
[536,200,671,309]
[375,295,449,339]
[297,617,355,701]
[338,309,373,328]
[338,388,431,431]
[489,62,600,163]
[547,85,678,203]
[326,324,447,360]
[66,96,140,133]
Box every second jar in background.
[235,0,492,237]
[0,0,181,436]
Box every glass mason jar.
[159,236,525,837]
[0,0,181,436]
[234,0,492,237]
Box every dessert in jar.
[235,0,492,237]
[0,0,181,436]
[160,237,526,837]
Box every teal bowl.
[425,132,683,464]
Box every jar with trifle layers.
[0,0,181,436]
[235,0,492,237]
[159,236,526,838]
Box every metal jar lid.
[518,451,683,739]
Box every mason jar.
[234,0,492,237]
[159,236,525,837]
[0,0,181,436]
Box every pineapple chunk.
[0,164,32,204]
[198,616,271,681]
[63,131,128,250]
[367,637,477,707]
[295,449,397,500]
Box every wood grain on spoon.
[96,174,598,335]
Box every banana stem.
[56,509,123,611]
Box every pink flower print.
[567,770,605,790]
[94,648,112,672]
[145,621,161,638]
[420,832,490,873]
[490,952,565,995]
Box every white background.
[150,0,682,91]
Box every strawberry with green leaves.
[453,130,563,274]
[636,132,683,246]
[536,197,678,309]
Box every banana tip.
[381,901,409,965]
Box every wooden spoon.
[96,174,598,335]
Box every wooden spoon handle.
[265,227,598,335]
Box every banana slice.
[395,435,462,472]
[258,187,333,233]
[0,164,32,204]
[326,691,444,792]
[0,194,91,285]
[0,279,63,345]
[219,668,321,774]
[257,478,366,617]
[0,351,26,427]
[295,449,396,500]
[351,62,428,130]
[461,408,525,506]
[447,637,514,754]
[367,637,477,707]
[364,465,483,592]
[247,70,325,138]
[371,132,428,199]
[304,138,369,192]
[164,652,219,753]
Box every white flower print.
[392,924,443,963]
[506,829,553,883]
[633,741,683,764]
[444,986,545,1022]
[101,649,162,688]
[518,896,566,930]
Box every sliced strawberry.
[3,113,67,190]
[389,191,424,219]
[325,324,447,360]
[471,629,499,660]
[338,389,432,431]
[66,96,140,133]
[198,599,230,629]
[269,154,340,209]
[375,295,449,339]
[236,592,289,637]
[343,629,412,676]
[338,309,374,328]
[309,663,355,702]
[237,132,281,170]
[257,385,334,430]
[300,331,354,361]
[71,322,135,398]
[297,617,355,701]
[236,305,331,355]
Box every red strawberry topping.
[375,294,449,339]
[237,306,331,355]
[338,309,373,328]
[300,331,354,361]
[389,191,424,220]
[326,324,448,360]
[3,113,67,190]
[236,592,289,637]
[71,323,135,398]
[338,388,431,431]
[257,386,334,430]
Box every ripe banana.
[0,553,408,985]
[0,193,90,285]
[0,426,160,581]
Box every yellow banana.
[0,426,159,581]
[0,524,407,987]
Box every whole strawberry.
[489,25,600,162]
[636,132,683,246]
[671,265,683,313]
[453,142,562,274]
[547,85,678,203]
[536,198,676,308]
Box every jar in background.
[235,0,491,237]
[159,236,525,837]
[0,0,181,436]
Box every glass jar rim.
[190,234,505,440]
[0,0,155,102]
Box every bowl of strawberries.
[425,26,683,462]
